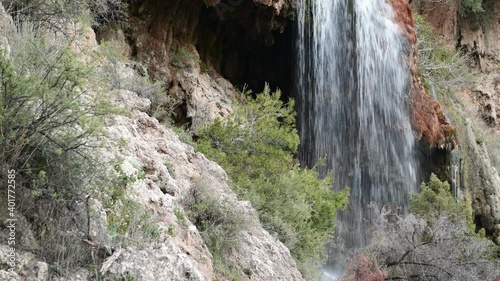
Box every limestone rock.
[460,0,500,65]
[88,198,112,250]
[170,63,236,131]
[100,85,303,280]
[463,122,500,243]
[412,0,500,67]
[103,244,206,281]
[472,75,500,128]
[410,0,459,47]
[96,24,130,56]
[0,245,48,281]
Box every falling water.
[296,0,418,269]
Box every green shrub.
[0,22,119,275]
[410,173,478,235]
[196,86,349,276]
[347,174,499,280]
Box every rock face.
[412,0,500,66]
[450,77,500,243]
[411,0,500,243]
[389,0,457,149]
[459,0,500,66]
[0,3,303,279]
[462,121,500,244]
[100,0,294,130]
[101,87,304,281]
[411,0,460,46]
[0,245,48,281]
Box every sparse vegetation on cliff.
[343,174,500,281]
[460,0,484,16]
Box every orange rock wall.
[389,0,456,149]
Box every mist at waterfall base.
[295,0,418,277]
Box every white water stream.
[296,0,418,272]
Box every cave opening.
[196,1,295,100]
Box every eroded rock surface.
[389,0,457,149]
[101,87,303,280]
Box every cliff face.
[410,0,500,243]
[412,0,500,69]
[0,2,304,280]
[389,0,457,150]
[98,0,294,131]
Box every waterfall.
[296,0,418,269]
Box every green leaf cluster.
[460,0,484,16]
[196,85,349,275]
[410,173,479,236]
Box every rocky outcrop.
[448,77,500,243]
[462,121,500,244]
[410,0,500,243]
[411,0,500,68]
[410,0,459,47]
[472,75,500,128]
[0,245,48,281]
[389,0,457,149]
[98,0,294,130]
[101,88,303,280]
[0,4,304,279]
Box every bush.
[343,254,385,281]
[0,20,118,276]
[196,86,349,276]
[415,15,472,94]
[343,175,499,281]
[0,24,110,189]
[460,0,484,16]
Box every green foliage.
[173,207,186,222]
[3,0,125,29]
[106,163,161,246]
[107,196,161,245]
[460,0,484,16]
[350,174,500,280]
[196,86,349,275]
[410,173,477,235]
[169,124,195,146]
[414,15,472,94]
[167,225,174,236]
[197,86,300,182]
